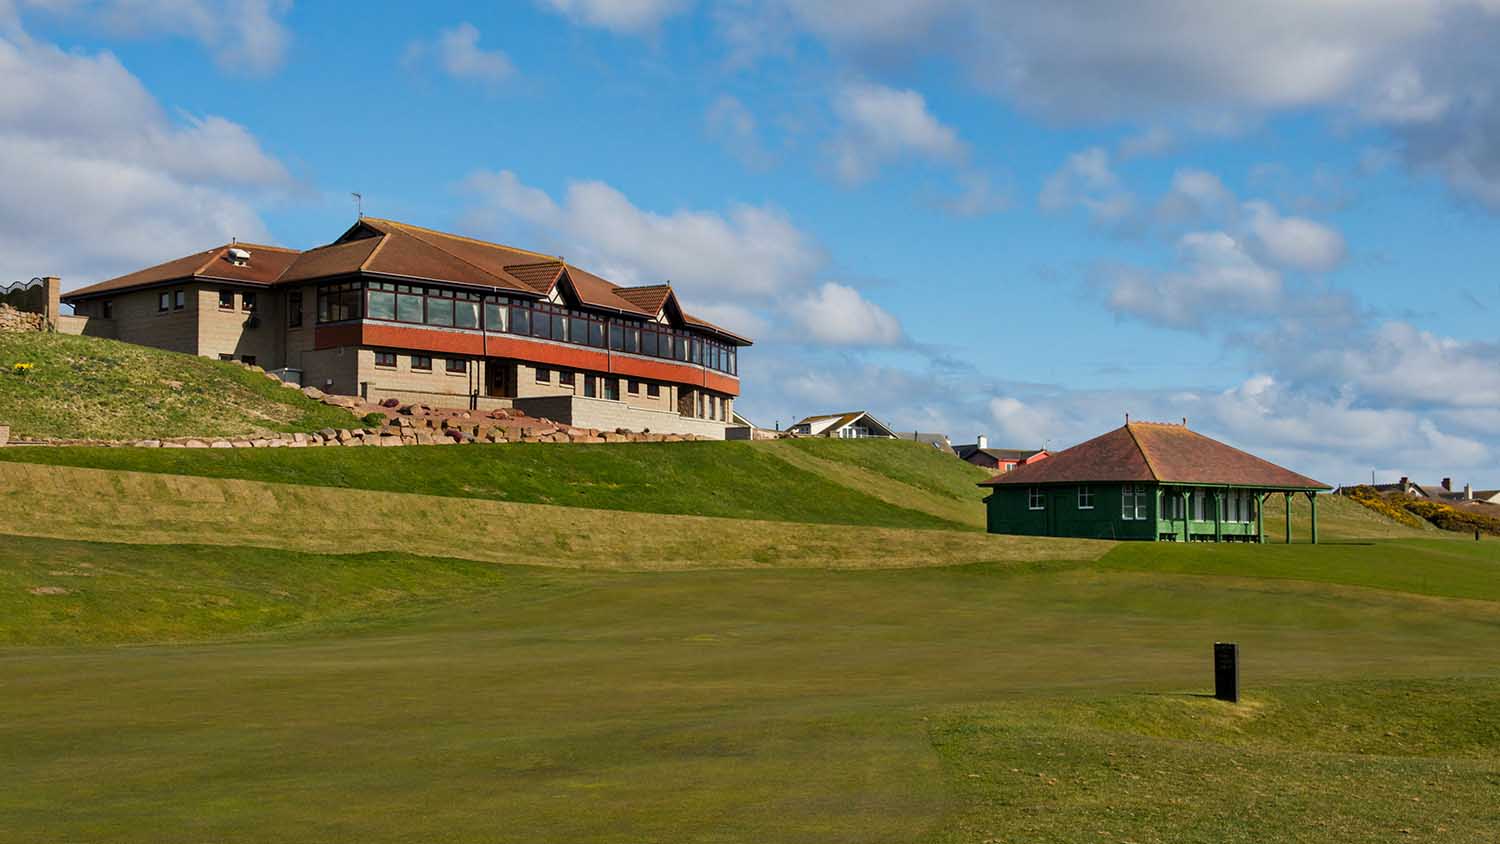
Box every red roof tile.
[981,422,1328,490]
[63,243,298,299]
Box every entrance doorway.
[486,360,516,398]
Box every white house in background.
[789,411,896,439]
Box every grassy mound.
[0,440,983,530]
[1261,490,1435,541]
[931,678,1500,843]
[0,332,357,439]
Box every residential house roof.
[898,432,955,454]
[980,422,1329,490]
[790,411,896,437]
[954,445,1043,462]
[61,217,751,346]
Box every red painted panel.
[317,321,741,395]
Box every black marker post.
[1214,642,1239,703]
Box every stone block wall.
[514,394,730,440]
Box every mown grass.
[1101,537,1500,602]
[4,533,1500,842]
[0,441,975,529]
[772,437,993,502]
[930,678,1500,843]
[0,332,356,439]
[1262,490,1438,542]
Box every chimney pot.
[977,434,988,450]
[1399,476,1409,488]
[1442,477,1452,491]
[1465,483,1473,501]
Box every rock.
[664,434,685,442]
[0,425,8,447]
[445,428,465,442]
[292,432,308,443]
[380,397,401,408]
[134,439,161,448]
[250,439,270,448]
[279,379,300,389]
[378,434,403,447]
[267,439,285,448]
[210,440,233,449]
[489,409,511,420]
[231,441,253,448]
[288,439,307,448]
[336,429,353,443]
[184,439,208,448]
[396,417,414,429]
[319,428,338,441]
[579,436,606,444]
[161,441,186,448]
[602,432,628,443]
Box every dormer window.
[227,247,251,267]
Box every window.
[240,355,256,366]
[510,304,531,335]
[589,321,605,348]
[609,324,624,351]
[628,379,641,395]
[1121,485,1148,520]
[647,383,660,398]
[559,370,575,387]
[603,378,619,401]
[218,354,234,361]
[583,375,596,398]
[1192,489,1205,521]
[396,290,423,323]
[1078,485,1095,510]
[318,282,365,323]
[1028,488,1045,510]
[426,297,454,327]
[158,292,170,312]
[485,301,507,332]
[446,358,467,374]
[368,289,396,321]
[454,300,480,330]
[101,300,113,319]
[1228,491,1239,523]
[288,291,302,327]
[219,289,234,310]
[1163,491,1184,520]
[535,367,551,383]
[241,291,256,311]
[411,355,432,371]
[171,289,184,310]
[374,351,397,368]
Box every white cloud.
[935,169,1011,217]
[788,282,903,346]
[827,80,966,185]
[1106,231,1283,329]
[404,23,515,87]
[539,0,689,33]
[9,0,291,74]
[1118,126,1176,159]
[0,31,290,287]
[1154,168,1233,227]
[705,94,772,170]
[461,169,823,299]
[1038,146,1136,227]
[987,396,1053,449]
[1243,201,1346,273]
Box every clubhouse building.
[61,218,749,439]
[979,421,1331,543]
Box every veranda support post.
[1307,491,1319,545]
[1284,492,1292,545]
[1256,492,1267,544]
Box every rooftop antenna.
[1125,412,1130,424]
[1182,416,1188,427]
[351,192,363,218]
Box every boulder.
[0,426,8,447]
[288,439,307,448]
[336,429,353,443]
[380,397,401,408]
[292,432,308,443]
[231,441,253,448]
[184,439,208,448]
[250,439,270,448]
[134,439,161,448]
[319,428,338,441]
[378,434,403,447]
[210,440,233,449]
[267,439,285,448]
[161,442,186,448]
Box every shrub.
[360,411,387,429]
[11,362,33,378]
[1343,486,1424,528]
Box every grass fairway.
[0,332,357,439]
[3,530,1500,842]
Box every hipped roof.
[62,217,751,345]
[980,422,1328,490]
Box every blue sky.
[3,1,1498,485]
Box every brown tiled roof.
[615,284,673,314]
[63,243,299,299]
[981,422,1328,490]
[60,216,752,345]
[504,261,565,294]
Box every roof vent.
[227,247,251,267]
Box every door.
[1047,492,1064,537]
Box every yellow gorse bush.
[11,362,33,376]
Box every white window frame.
[1028,487,1045,510]
[1077,485,1094,510]
[1121,485,1148,521]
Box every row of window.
[374,351,467,373]
[316,281,739,375]
[1025,486,1261,523]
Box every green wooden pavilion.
[978,421,1331,542]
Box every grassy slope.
[1262,490,1438,542]
[0,332,356,439]
[0,441,976,530]
[759,439,989,528]
[0,462,1108,572]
